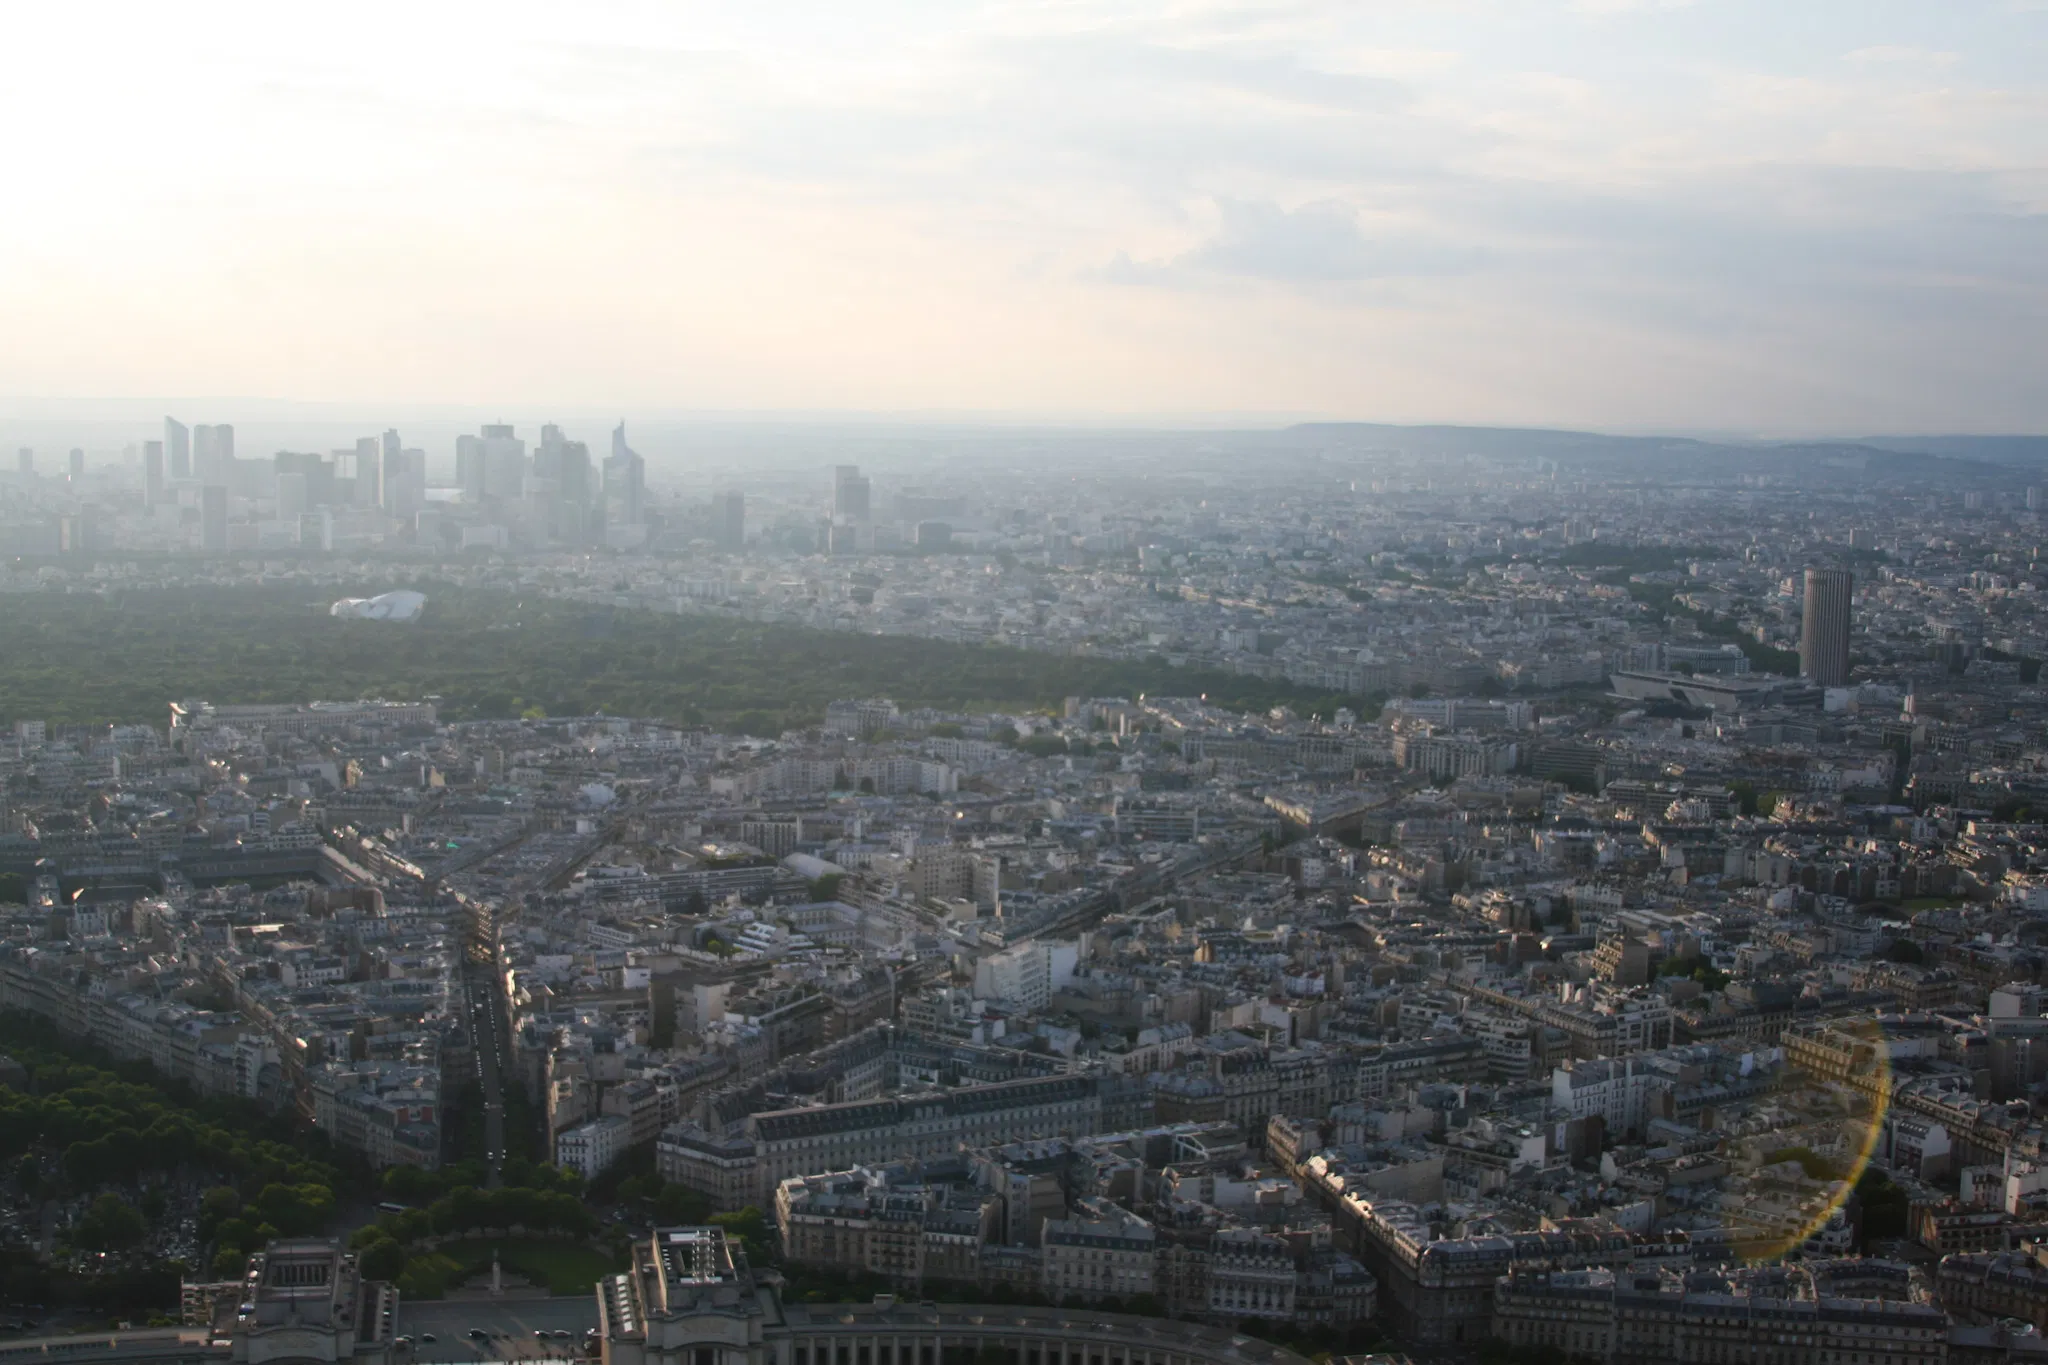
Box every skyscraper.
[384,438,426,521]
[718,491,745,552]
[276,472,309,520]
[193,424,236,484]
[829,465,872,554]
[300,508,334,551]
[554,440,596,544]
[201,485,229,555]
[481,423,526,501]
[144,440,165,504]
[1800,567,1853,688]
[532,424,566,483]
[165,417,191,480]
[833,464,871,523]
[354,436,383,506]
[14,449,29,476]
[275,451,336,509]
[456,434,486,501]
[194,424,219,482]
[67,449,84,480]
[380,430,403,512]
[605,422,644,527]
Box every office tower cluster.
[0,412,691,558]
[821,463,963,554]
[131,416,252,554]
[268,429,428,553]
[438,420,649,551]
[142,417,246,503]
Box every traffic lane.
[465,962,509,1183]
[397,1296,598,1363]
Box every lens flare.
[1730,1016,1896,1264]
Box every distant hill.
[1284,423,2032,487]
[1853,435,2048,467]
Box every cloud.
[1,0,2046,428]
[1844,45,1961,66]
[1568,0,1700,12]
[1102,198,1482,285]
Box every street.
[464,960,509,1189]
[397,1297,598,1363]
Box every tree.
[358,1238,407,1282]
[656,1182,710,1225]
[74,1192,146,1254]
[380,1165,439,1205]
[1856,1168,1911,1247]
[254,1182,336,1237]
[709,1207,772,1263]
[1887,938,1926,965]
[214,1218,258,1254]
[199,1185,241,1237]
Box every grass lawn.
[436,1238,628,1296]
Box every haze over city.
[4,1,2045,431]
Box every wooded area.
[0,585,1365,733]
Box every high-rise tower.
[832,464,871,524]
[165,417,191,480]
[1800,567,1853,688]
[605,422,645,527]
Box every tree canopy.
[0,584,1369,732]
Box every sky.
[2,1,2044,433]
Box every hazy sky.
[4,1,2044,431]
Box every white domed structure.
[329,590,427,621]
